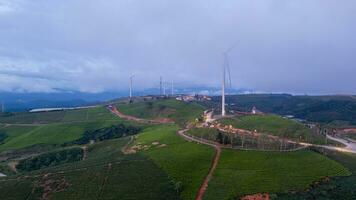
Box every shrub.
[73,124,141,145]
[17,148,83,172]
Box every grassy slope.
[220,115,326,144]
[276,150,356,200]
[135,124,215,200]
[0,107,126,152]
[0,137,179,200]
[117,99,206,125]
[0,106,116,124]
[204,150,350,200]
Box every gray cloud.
[0,0,355,94]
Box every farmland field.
[204,149,350,200]
[276,149,356,199]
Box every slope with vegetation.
[0,97,355,200]
[0,137,179,200]
[116,99,205,125]
[210,94,356,126]
[204,149,350,200]
[219,115,327,144]
[133,124,215,200]
[0,107,131,152]
[276,150,356,199]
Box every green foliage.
[220,115,326,144]
[204,150,350,200]
[72,124,141,145]
[17,148,84,172]
[188,128,220,141]
[136,124,215,200]
[0,131,8,144]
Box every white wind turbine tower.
[221,45,234,116]
[129,75,134,100]
[171,80,174,96]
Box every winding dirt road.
[107,105,173,124]
[109,106,221,200]
[177,129,221,200]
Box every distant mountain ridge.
[0,87,251,112]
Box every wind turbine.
[129,75,134,101]
[221,45,235,116]
[171,80,174,96]
[160,76,163,96]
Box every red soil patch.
[241,193,270,200]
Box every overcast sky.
[0,0,355,94]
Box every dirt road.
[107,105,173,124]
[177,129,221,200]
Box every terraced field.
[276,150,356,199]
[204,149,350,200]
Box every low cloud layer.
[0,0,355,94]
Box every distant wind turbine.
[129,75,134,100]
[171,80,174,96]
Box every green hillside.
[117,99,205,125]
[220,115,327,144]
[204,150,350,200]
[0,106,117,124]
[277,150,356,199]
[0,137,179,200]
[212,94,356,126]
[0,106,141,152]
[134,124,215,200]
